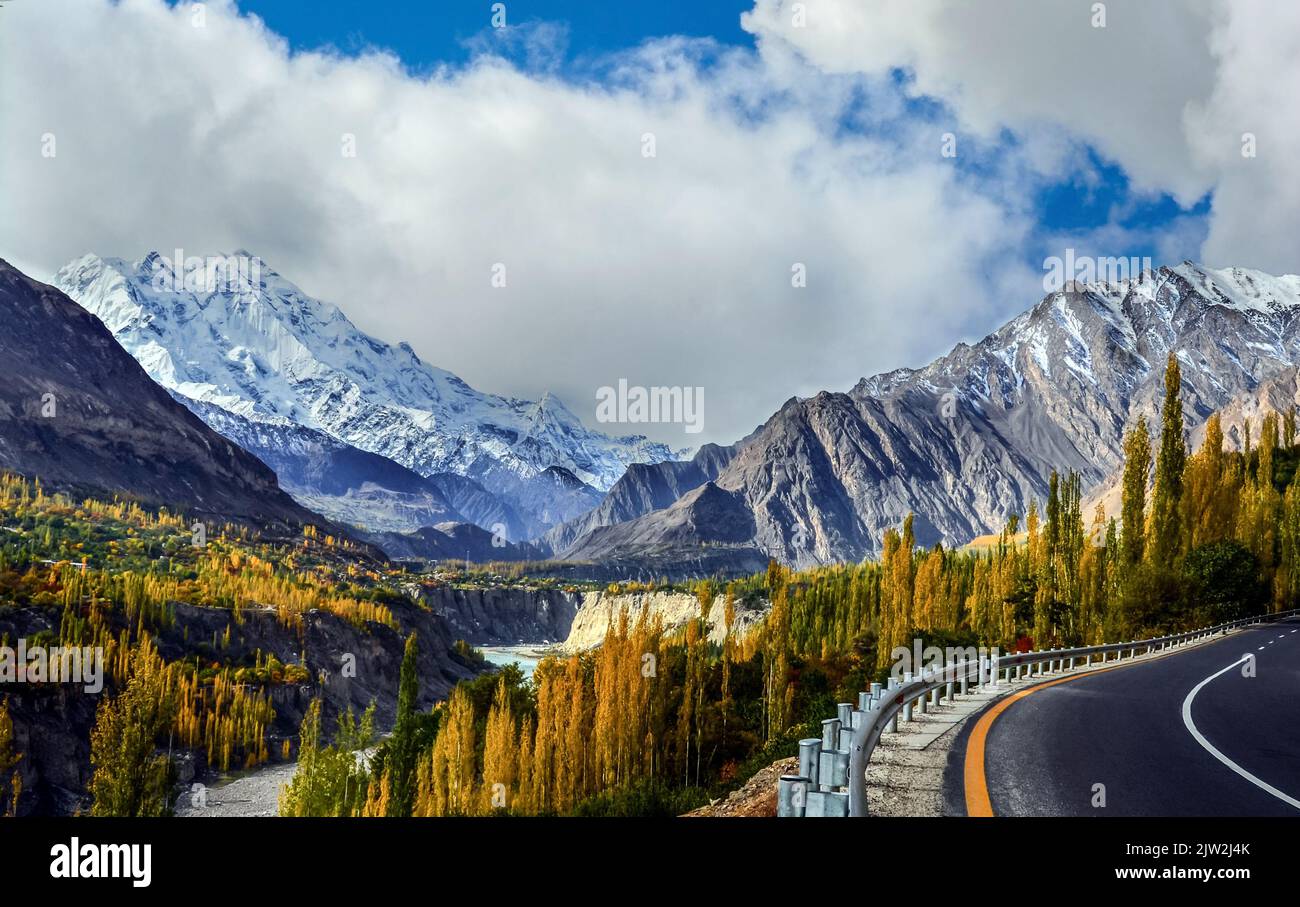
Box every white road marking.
[1181,656,1300,811]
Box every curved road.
[946,618,1300,816]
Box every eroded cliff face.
[409,585,582,645]
[559,591,768,652]
[409,583,769,653]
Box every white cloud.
[1185,1,1300,273]
[744,0,1220,200]
[744,0,1300,274]
[0,0,1041,446]
[1,0,1295,450]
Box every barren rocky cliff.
[411,583,769,652]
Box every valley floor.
[175,761,296,818]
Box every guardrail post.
[837,703,857,749]
[819,719,839,790]
[902,672,914,722]
[820,717,839,747]
[799,737,822,788]
[805,789,849,817]
[778,775,810,817]
[812,718,850,817]
[887,678,899,733]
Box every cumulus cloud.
[744,0,1300,273]
[0,0,1039,446]
[0,0,1295,448]
[1185,1,1300,272]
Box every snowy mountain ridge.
[54,252,680,517]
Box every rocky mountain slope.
[545,440,745,555]
[409,585,582,645]
[182,396,464,530]
[1084,363,1300,518]
[182,395,552,552]
[360,522,546,565]
[0,260,317,526]
[559,263,1300,568]
[54,252,679,536]
[1191,364,1300,450]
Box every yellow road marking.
[963,660,1140,817]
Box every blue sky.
[239,1,755,68]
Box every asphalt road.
[945,618,1300,816]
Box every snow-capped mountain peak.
[54,252,678,501]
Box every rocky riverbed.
[175,761,298,817]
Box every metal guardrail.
[777,608,1300,817]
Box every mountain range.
[545,263,1300,570]
[54,252,677,546]
[45,253,1300,575]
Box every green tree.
[279,699,375,817]
[385,633,421,817]
[89,642,175,817]
[0,697,21,817]
[1121,417,1152,568]
[1149,354,1186,565]
[1183,540,1266,623]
